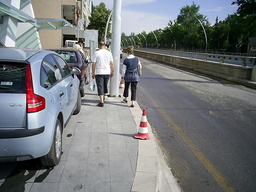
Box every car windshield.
[55,50,78,63]
[0,63,27,93]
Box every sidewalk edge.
[130,101,181,192]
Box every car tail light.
[26,65,46,113]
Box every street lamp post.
[130,37,136,46]
[187,11,208,52]
[128,38,133,46]
[109,0,122,97]
[168,28,176,50]
[122,40,125,47]
[152,31,158,48]
[140,34,147,48]
[135,36,141,42]
[135,36,141,47]
[124,39,129,46]
[195,17,208,52]
[104,9,113,43]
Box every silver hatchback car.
[0,47,81,167]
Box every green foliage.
[232,0,256,38]
[177,3,209,27]
[120,1,255,52]
[175,3,210,50]
[232,0,256,18]
[87,3,112,42]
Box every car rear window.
[55,50,78,63]
[0,63,26,93]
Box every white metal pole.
[140,34,147,48]
[195,17,208,52]
[104,9,113,43]
[152,31,158,48]
[131,37,136,46]
[110,0,122,97]
[135,36,141,42]
[125,39,129,46]
[129,38,134,46]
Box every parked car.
[65,40,77,48]
[0,47,81,167]
[51,49,88,97]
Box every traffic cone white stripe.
[133,109,150,140]
[140,116,147,122]
[138,127,148,134]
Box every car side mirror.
[71,67,81,75]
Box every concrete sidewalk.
[63,87,181,192]
[59,89,138,192]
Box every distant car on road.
[51,49,88,97]
[0,47,81,167]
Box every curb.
[129,101,181,192]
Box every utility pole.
[109,0,122,96]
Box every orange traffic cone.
[134,109,150,140]
[119,79,125,89]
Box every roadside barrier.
[131,49,256,89]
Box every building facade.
[0,0,93,49]
[31,0,93,49]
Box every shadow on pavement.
[0,159,53,192]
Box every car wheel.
[73,91,81,115]
[40,119,62,167]
[80,78,85,97]
[80,86,85,97]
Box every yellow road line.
[141,87,236,192]
[158,107,235,192]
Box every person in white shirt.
[73,40,84,54]
[92,42,114,107]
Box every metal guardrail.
[138,48,256,67]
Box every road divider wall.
[132,49,256,89]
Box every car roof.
[51,48,79,52]
[0,47,42,61]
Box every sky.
[91,0,238,35]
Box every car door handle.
[70,84,73,87]
[59,92,64,97]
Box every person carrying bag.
[121,46,142,108]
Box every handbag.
[88,79,96,91]
[137,64,142,76]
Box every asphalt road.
[136,57,256,192]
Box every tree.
[232,0,256,37]
[209,20,231,51]
[232,0,256,19]
[176,2,210,50]
[87,3,112,42]
[123,1,254,53]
